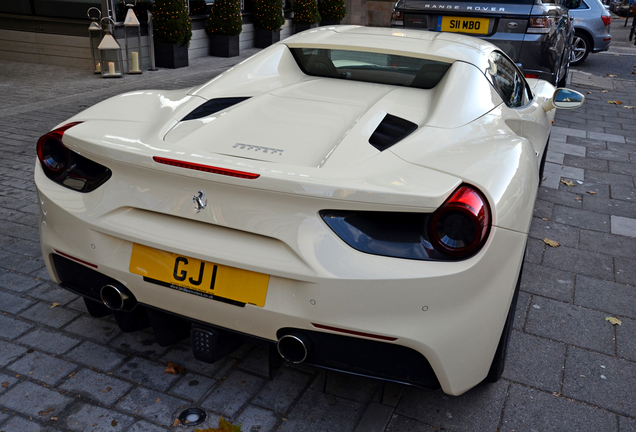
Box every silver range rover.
[390,0,582,86]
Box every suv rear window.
[290,48,452,89]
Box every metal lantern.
[98,18,123,78]
[87,7,103,74]
[124,3,143,74]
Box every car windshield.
[289,48,452,90]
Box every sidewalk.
[0,52,635,431]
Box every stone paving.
[0,46,635,432]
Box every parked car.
[390,0,582,86]
[34,27,584,396]
[613,0,634,15]
[569,0,612,64]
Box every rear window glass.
[289,48,452,89]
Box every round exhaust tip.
[100,284,131,311]
[277,334,311,363]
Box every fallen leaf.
[173,418,182,427]
[586,91,592,94]
[542,218,548,221]
[608,100,623,105]
[587,191,597,195]
[602,90,609,93]
[164,361,185,375]
[111,420,118,427]
[38,408,54,416]
[543,238,560,248]
[632,71,636,74]
[50,417,58,421]
[156,398,161,403]
[574,196,582,201]
[50,302,60,309]
[1,382,8,388]
[560,180,575,187]
[194,416,243,432]
[605,316,622,325]
[625,106,635,109]
[607,74,617,77]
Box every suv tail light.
[37,122,112,193]
[527,16,554,33]
[391,10,404,25]
[601,14,611,26]
[429,185,491,258]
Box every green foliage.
[293,0,320,24]
[253,0,285,30]
[206,0,243,36]
[318,0,346,21]
[152,0,192,45]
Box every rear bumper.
[36,162,527,396]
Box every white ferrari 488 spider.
[35,26,583,395]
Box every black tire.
[571,31,591,66]
[484,260,523,383]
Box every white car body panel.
[36,26,569,395]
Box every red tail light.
[153,157,260,179]
[429,185,491,258]
[601,15,611,26]
[527,16,554,33]
[392,10,403,20]
[37,122,82,174]
[525,73,540,79]
[37,121,112,193]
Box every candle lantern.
[87,7,103,74]
[124,3,143,74]
[98,18,123,78]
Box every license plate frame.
[437,16,490,35]
[129,243,269,307]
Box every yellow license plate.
[437,16,490,34]
[129,243,269,307]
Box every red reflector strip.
[153,157,260,179]
[54,249,98,269]
[311,323,398,341]
[525,73,539,79]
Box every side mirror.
[542,88,585,111]
[565,0,582,8]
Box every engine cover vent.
[182,97,250,121]
[369,114,418,151]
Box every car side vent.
[369,114,418,151]
[182,97,250,121]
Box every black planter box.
[154,42,189,69]
[210,35,240,57]
[320,19,340,26]
[294,23,319,33]
[254,29,281,48]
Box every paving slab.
[278,388,365,432]
[563,347,636,417]
[575,275,636,320]
[59,368,134,406]
[395,380,508,431]
[500,384,617,432]
[8,351,78,386]
[63,403,136,432]
[525,296,615,355]
[0,381,73,418]
[502,331,565,393]
[253,366,312,412]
